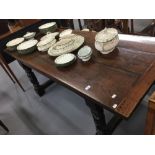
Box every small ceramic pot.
[37,37,56,52]
[23,32,36,40]
[95,28,119,54]
[39,22,57,34]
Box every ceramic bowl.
[37,37,56,52]
[17,39,38,54]
[23,32,36,40]
[6,37,24,51]
[40,32,59,41]
[54,53,76,67]
[78,46,92,62]
[39,22,57,34]
[95,28,119,54]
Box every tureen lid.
[37,37,55,47]
[40,32,59,41]
[24,32,35,37]
[95,28,118,42]
[39,22,56,29]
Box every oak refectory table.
[4,30,155,134]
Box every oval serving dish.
[17,39,38,55]
[54,53,76,67]
[39,22,57,34]
[48,35,84,57]
[6,37,24,51]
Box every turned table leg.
[19,62,45,96]
[85,99,122,135]
[145,91,155,135]
[85,99,107,134]
[0,120,9,133]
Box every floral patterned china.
[39,22,57,34]
[78,46,92,62]
[23,32,36,40]
[59,29,73,38]
[54,53,76,67]
[37,37,56,52]
[48,35,84,56]
[17,39,38,54]
[95,28,119,54]
[6,37,24,51]
[40,32,59,41]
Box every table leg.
[85,99,122,135]
[19,62,45,96]
[85,99,107,134]
[0,120,9,132]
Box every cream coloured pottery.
[37,37,56,52]
[6,37,24,51]
[17,39,38,54]
[39,22,57,34]
[54,53,76,67]
[95,28,119,54]
[78,46,92,62]
[48,35,84,57]
[40,32,59,41]
[23,32,36,40]
[59,29,72,38]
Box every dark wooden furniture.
[145,91,155,134]
[0,120,9,133]
[4,29,155,134]
[0,54,25,91]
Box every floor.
[0,19,154,135]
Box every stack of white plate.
[78,46,92,62]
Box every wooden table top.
[4,31,155,119]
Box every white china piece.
[6,37,25,51]
[17,39,38,54]
[95,28,119,54]
[40,32,59,41]
[59,34,76,40]
[78,46,92,62]
[48,35,84,57]
[23,32,36,40]
[37,37,56,52]
[81,28,90,32]
[54,53,76,67]
[38,22,57,34]
[59,29,73,38]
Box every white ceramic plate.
[48,35,84,56]
[6,38,24,47]
[40,32,59,41]
[17,39,38,50]
[39,22,56,29]
[54,53,76,67]
[59,29,73,38]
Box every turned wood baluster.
[18,62,45,96]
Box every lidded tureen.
[95,28,119,54]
